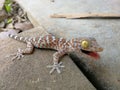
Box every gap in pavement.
[70,54,107,90]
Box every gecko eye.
[81,40,89,49]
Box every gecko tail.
[8,34,27,43]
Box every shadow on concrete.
[70,54,107,90]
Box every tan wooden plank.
[51,13,120,19]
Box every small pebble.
[0,21,5,28]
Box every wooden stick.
[51,13,120,19]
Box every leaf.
[5,0,11,4]
[4,4,12,13]
[4,0,12,13]
[7,18,13,24]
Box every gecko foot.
[6,48,24,61]
[47,62,65,74]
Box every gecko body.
[8,34,103,74]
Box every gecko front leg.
[7,41,34,61]
[47,50,66,74]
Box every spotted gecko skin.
[8,34,103,74]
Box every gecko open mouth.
[81,49,100,59]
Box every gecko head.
[79,37,103,59]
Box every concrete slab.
[15,0,120,89]
[0,26,96,90]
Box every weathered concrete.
[0,0,5,10]
[0,26,96,90]
[15,0,120,89]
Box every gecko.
[8,34,103,74]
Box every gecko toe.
[49,67,56,74]
[47,62,64,74]
[56,67,61,73]
[6,48,24,61]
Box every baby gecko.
[8,34,103,74]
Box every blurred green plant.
[4,0,12,13]
[7,18,13,24]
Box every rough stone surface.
[0,0,5,10]
[0,26,96,90]
[0,10,7,22]
[15,0,120,89]
[14,21,34,31]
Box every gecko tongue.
[81,50,100,60]
[88,52,100,60]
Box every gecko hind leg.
[6,48,24,61]
[6,42,34,61]
[9,48,24,61]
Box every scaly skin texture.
[8,34,103,74]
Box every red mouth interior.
[88,52,100,59]
[81,50,100,60]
